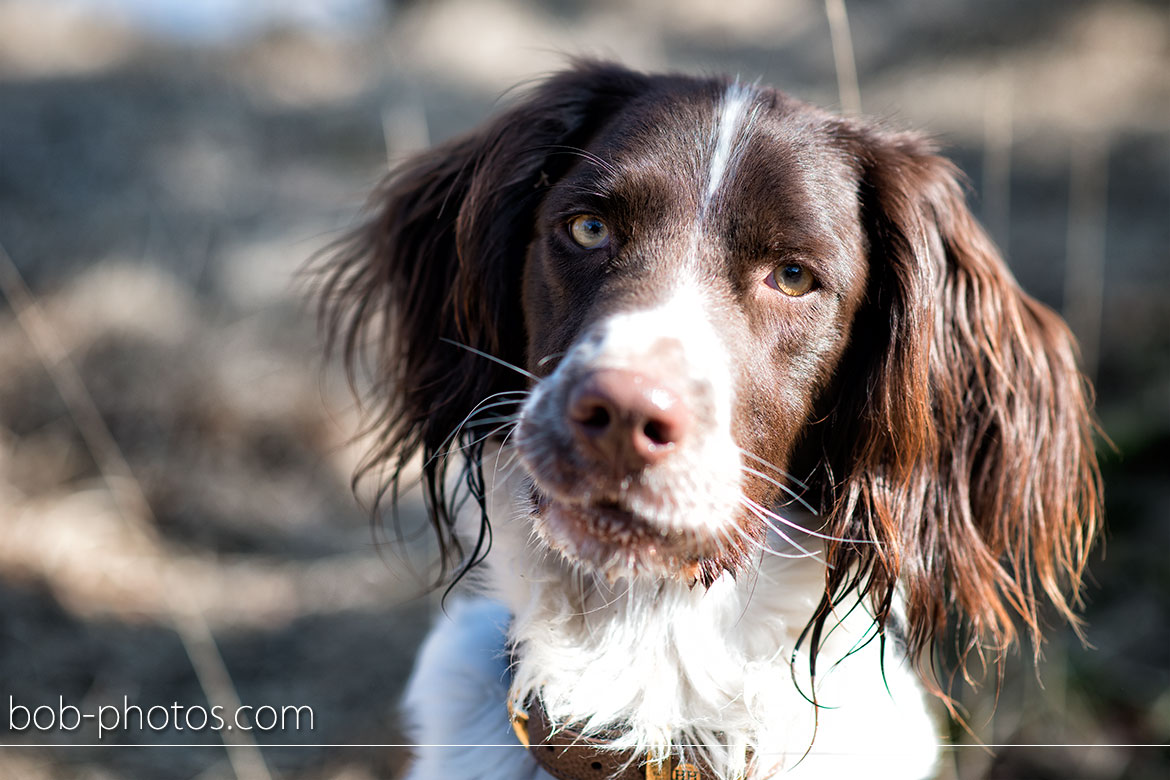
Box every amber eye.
[568,214,610,249]
[767,263,815,297]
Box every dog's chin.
[530,491,735,584]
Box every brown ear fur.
[317,62,649,582]
[811,125,1102,684]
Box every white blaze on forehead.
[703,82,757,212]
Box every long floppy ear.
[814,125,1102,679]
[318,62,649,582]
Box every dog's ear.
[318,62,648,581]
[816,125,1102,674]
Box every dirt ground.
[0,1,1167,778]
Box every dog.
[319,61,1101,780]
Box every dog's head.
[321,61,1100,666]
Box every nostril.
[642,419,672,447]
[566,368,691,469]
[575,402,612,430]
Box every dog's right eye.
[766,263,816,297]
[568,215,610,249]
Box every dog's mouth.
[529,488,736,583]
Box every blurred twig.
[1063,136,1109,383]
[826,0,862,115]
[982,67,1013,253]
[0,242,273,780]
[382,96,430,170]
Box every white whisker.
[424,392,528,469]
[728,519,818,561]
[462,414,521,429]
[741,494,874,547]
[439,337,537,379]
[450,420,519,457]
[740,464,818,515]
[740,499,822,560]
[737,448,810,491]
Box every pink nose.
[567,368,691,471]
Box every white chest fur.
[399,461,940,780]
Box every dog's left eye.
[568,214,610,249]
[766,264,816,297]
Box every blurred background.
[0,0,1166,778]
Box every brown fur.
[804,124,1102,685]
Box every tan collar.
[509,699,719,780]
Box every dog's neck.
[472,454,938,779]
[495,544,827,773]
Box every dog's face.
[322,61,1099,664]
[516,83,869,580]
